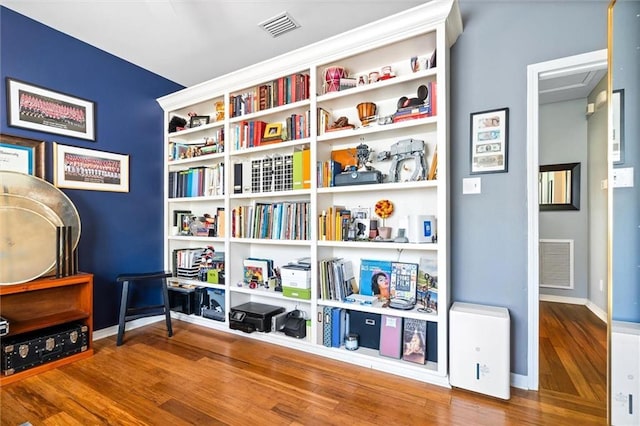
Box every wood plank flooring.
[1,304,607,425]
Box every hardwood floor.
[539,301,607,409]
[1,309,607,425]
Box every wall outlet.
[600,279,603,292]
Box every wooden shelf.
[3,309,90,337]
[0,273,94,385]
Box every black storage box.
[1,322,89,376]
[229,302,285,333]
[168,285,197,315]
[348,310,381,350]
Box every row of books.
[319,308,430,364]
[316,159,342,188]
[168,164,224,198]
[392,81,437,123]
[318,205,370,242]
[229,73,310,117]
[318,258,357,301]
[230,112,310,151]
[230,201,310,240]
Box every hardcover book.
[417,256,438,313]
[402,318,427,364]
[359,259,392,300]
[389,261,418,302]
[380,315,403,359]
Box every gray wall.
[539,99,589,299]
[612,0,640,322]
[451,1,607,376]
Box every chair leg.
[162,277,173,338]
[117,280,129,346]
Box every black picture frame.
[6,77,96,141]
[470,107,509,174]
[189,115,210,128]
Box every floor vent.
[539,239,574,289]
[259,12,300,38]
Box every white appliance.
[612,321,640,425]
[449,302,511,400]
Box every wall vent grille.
[539,239,574,289]
[259,12,300,38]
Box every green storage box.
[283,286,311,300]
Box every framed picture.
[6,78,96,141]
[612,89,624,164]
[0,134,45,178]
[470,107,509,174]
[189,115,210,128]
[53,143,129,192]
[263,123,283,139]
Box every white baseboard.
[539,294,587,305]
[510,373,528,390]
[585,300,607,323]
[539,294,607,323]
[92,316,165,341]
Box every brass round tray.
[0,171,81,285]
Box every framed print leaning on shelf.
[470,107,509,174]
[0,134,45,178]
[6,78,96,141]
[53,143,129,192]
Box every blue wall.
[451,1,607,376]
[0,7,184,330]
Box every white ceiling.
[0,0,605,101]
[0,0,425,87]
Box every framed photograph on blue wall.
[6,78,96,141]
[53,143,129,192]
[470,107,509,174]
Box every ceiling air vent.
[259,12,300,38]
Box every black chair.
[116,271,173,346]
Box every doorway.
[526,49,608,391]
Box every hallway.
[539,301,607,413]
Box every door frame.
[526,49,608,390]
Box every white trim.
[527,49,607,392]
[586,300,607,323]
[92,316,164,341]
[511,373,529,390]
[539,294,587,304]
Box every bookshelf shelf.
[158,0,461,389]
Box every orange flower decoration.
[375,199,394,226]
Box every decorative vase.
[378,226,392,239]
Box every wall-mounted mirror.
[539,162,581,211]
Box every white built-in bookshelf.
[157,0,462,388]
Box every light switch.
[463,177,481,194]
[613,167,634,188]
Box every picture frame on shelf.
[6,77,96,141]
[53,143,129,192]
[263,123,283,139]
[612,89,624,164]
[189,115,210,128]
[0,134,45,178]
[470,107,509,174]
